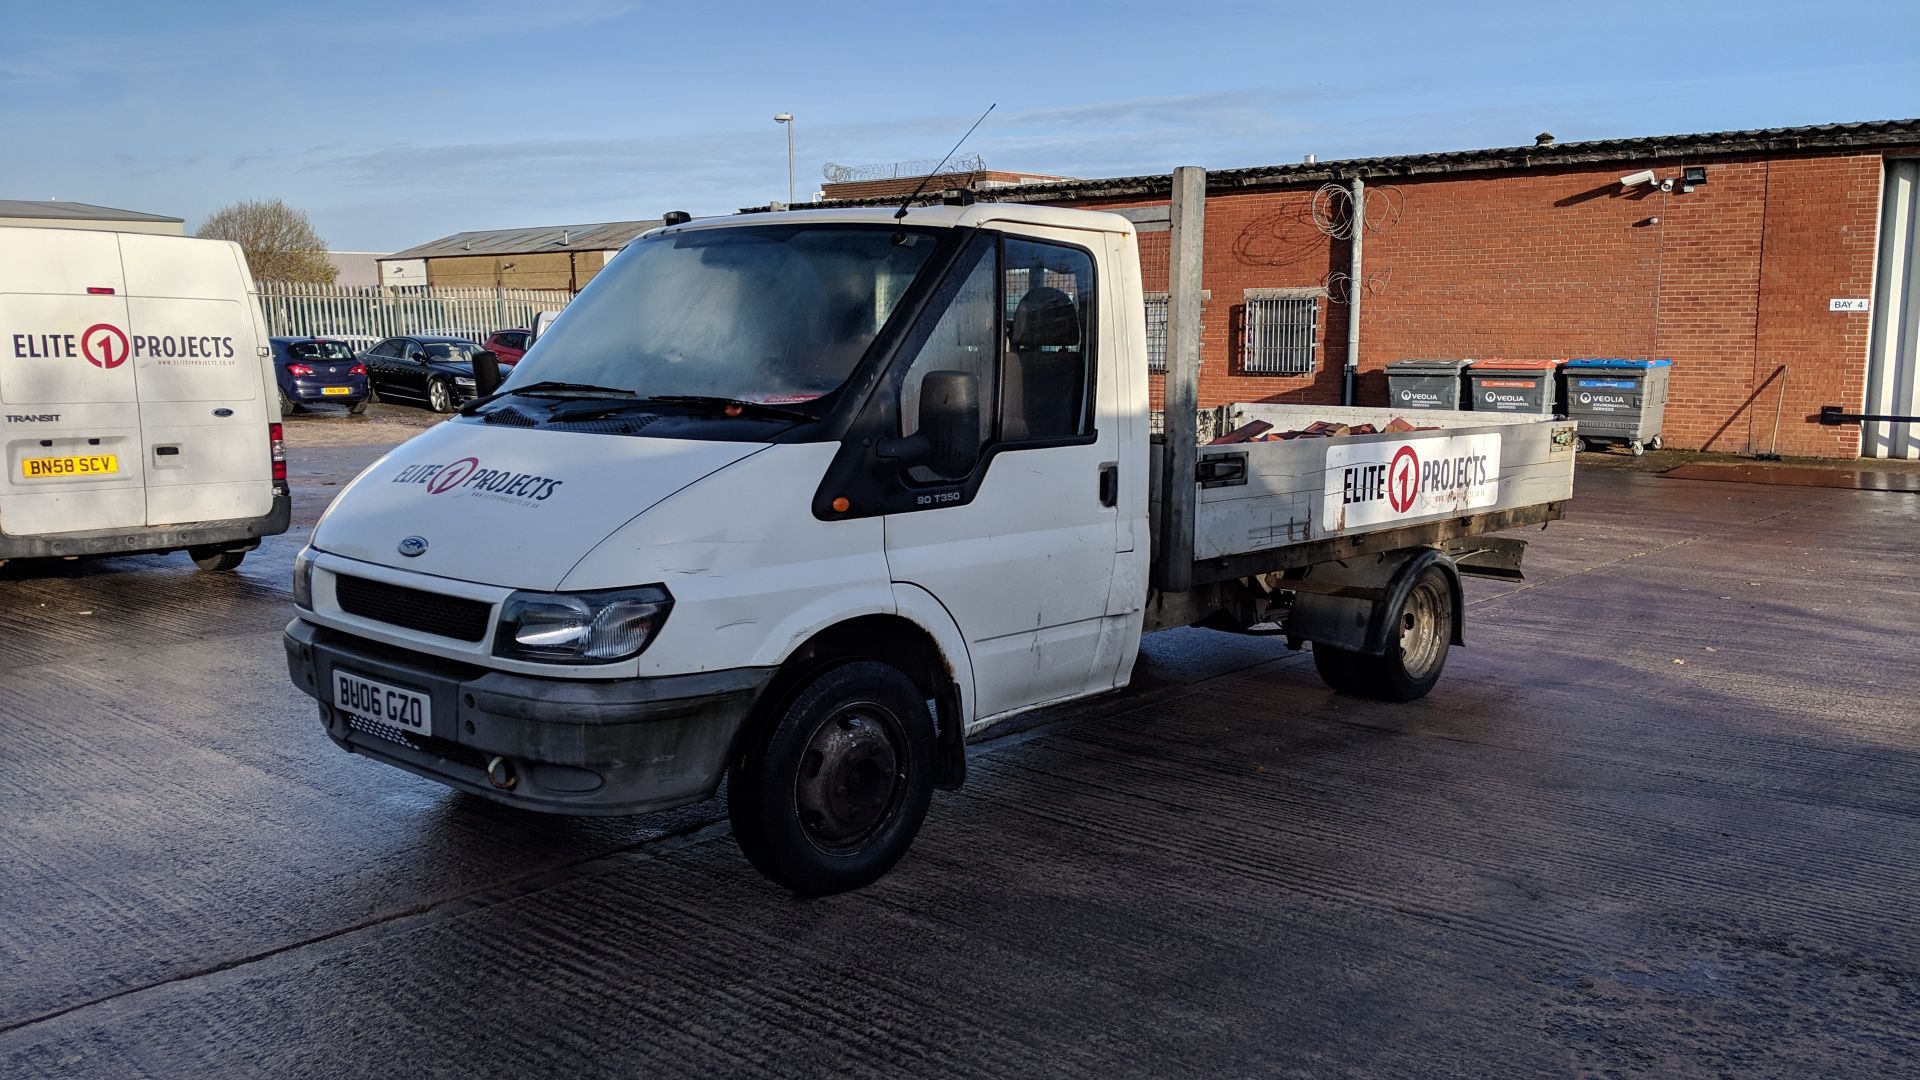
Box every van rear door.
[117,233,275,527]
[0,227,150,536]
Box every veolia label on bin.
[1324,433,1502,532]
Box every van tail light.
[269,423,287,482]
[286,363,315,376]
[348,362,367,376]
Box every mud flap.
[1287,548,1463,656]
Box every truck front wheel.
[1312,564,1453,702]
[728,660,936,896]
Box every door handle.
[1098,462,1118,507]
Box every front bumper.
[0,491,292,560]
[284,619,774,815]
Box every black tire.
[278,390,295,417]
[366,383,381,404]
[728,660,936,896]
[1649,434,1664,451]
[189,546,246,572]
[1312,643,1368,693]
[427,379,454,413]
[1311,564,1453,701]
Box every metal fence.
[1143,290,1211,374]
[253,282,575,344]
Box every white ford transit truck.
[1,227,291,571]
[286,174,1575,894]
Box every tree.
[196,198,338,284]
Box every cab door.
[0,227,149,536]
[882,228,1127,721]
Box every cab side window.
[892,233,1096,486]
[1001,238,1095,441]
[898,236,998,453]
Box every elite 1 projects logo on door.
[1323,433,1501,532]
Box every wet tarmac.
[2,439,1917,1077]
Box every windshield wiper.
[543,395,818,424]
[646,395,818,422]
[457,381,637,415]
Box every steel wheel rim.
[1398,577,1448,678]
[794,701,907,854]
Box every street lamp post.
[774,113,794,206]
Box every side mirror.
[410,352,428,363]
[879,370,980,479]
[470,348,502,396]
[919,370,981,477]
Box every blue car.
[271,337,371,416]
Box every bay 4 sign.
[1323,433,1501,532]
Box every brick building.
[813,120,1920,459]
[378,219,660,292]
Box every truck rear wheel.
[1312,564,1452,702]
[728,660,935,896]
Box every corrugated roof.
[789,118,1920,210]
[0,199,183,223]
[385,220,661,260]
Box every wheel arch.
[1361,547,1464,652]
[744,607,971,790]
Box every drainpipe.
[1344,175,1364,405]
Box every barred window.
[1144,290,1210,374]
[1241,288,1320,375]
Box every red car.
[484,328,531,365]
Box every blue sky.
[2,0,1914,251]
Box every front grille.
[347,715,489,772]
[335,575,492,642]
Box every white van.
[0,227,290,571]
[285,198,1574,895]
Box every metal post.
[775,113,795,206]
[1344,176,1364,405]
[1161,166,1206,593]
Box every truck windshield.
[503,224,938,405]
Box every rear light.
[348,363,367,376]
[269,422,287,482]
[286,363,315,376]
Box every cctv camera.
[1619,169,1656,187]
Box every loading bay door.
[1865,159,1919,459]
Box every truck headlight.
[293,547,316,609]
[493,585,673,663]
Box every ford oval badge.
[398,536,429,558]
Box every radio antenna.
[895,103,996,220]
